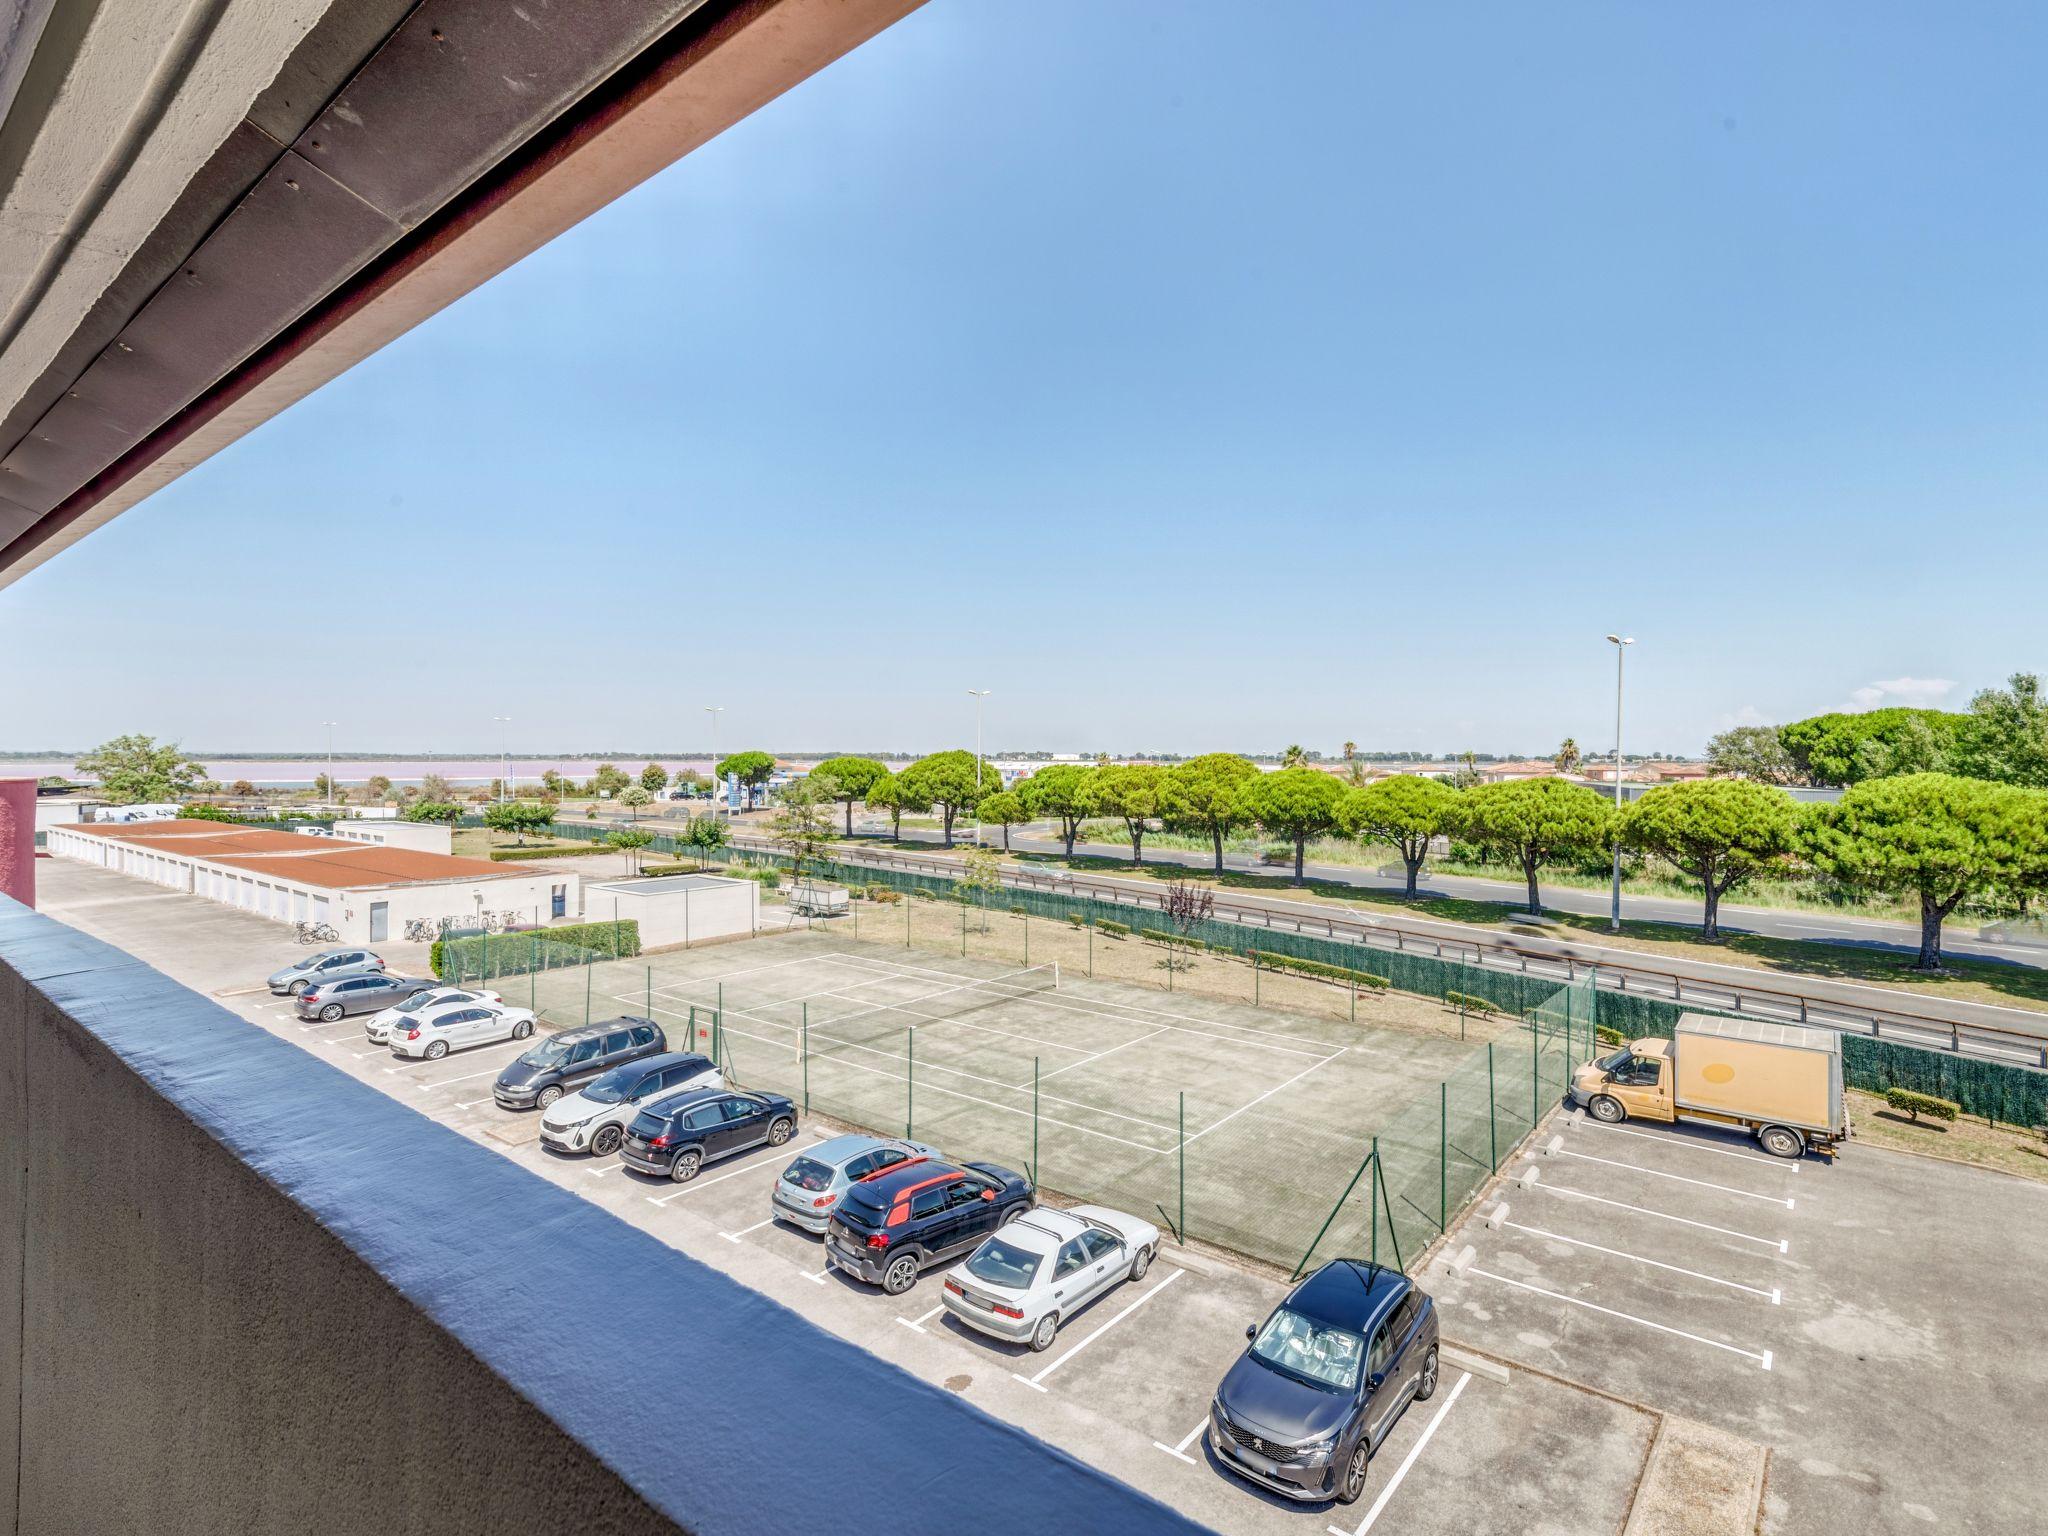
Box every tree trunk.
[844,800,854,837]
[1914,890,1946,970]
[941,804,955,847]
[1212,825,1225,874]
[890,808,902,841]
[1404,854,1422,896]
[1130,823,1144,865]
[1294,838,1307,885]
[1702,879,1721,942]
[1064,820,1078,857]
[1002,824,1011,851]
[1523,852,1541,914]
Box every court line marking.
[1329,1372,1471,1536]
[1577,1119,1799,1172]
[821,951,1337,1059]
[1553,1148,1794,1208]
[1181,1050,1347,1147]
[1468,1268,1773,1369]
[1497,1219,1781,1302]
[1035,1026,1168,1083]
[1012,1268,1182,1390]
[802,988,1102,1058]
[1524,1178,1789,1253]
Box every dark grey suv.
[1209,1261,1440,1505]
[492,1016,666,1110]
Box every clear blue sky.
[4,1,2043,759]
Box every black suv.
[619,1088,798,1181]
[1209,1260,1440,1506]
[826,1158,1035,1295]
[493,1016,664,1110]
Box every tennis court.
[532,928,1558,1272]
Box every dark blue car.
[1208,1260,1440,1505]
[618,1087,797,1182]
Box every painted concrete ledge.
[0,895,1216,1536]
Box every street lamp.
[1605,635,1634,932]
[492,716,511,804]
[968,690,991,845]
[320,721,337,808]
[704,706,724,816]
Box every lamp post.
[968,690,991,845]
[320,721,337,809]
[1605,635,1634,932]
[705,706,724,816]
[492,717,511,804]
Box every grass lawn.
[452,828,602,859]
[1848,1087,2048,1184]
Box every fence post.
[1178,1091,1187,1244]
[1531,1021,1540,1129]
[1024,914,1029,966]
[1487,1043,1498,1170]
[1439,1080,1449,1231]
[1254,952,1260,1006]
[646,965,652,1018]
[802,1007,809,1112]
[584,955,592,1025]
[961,905,967,958]
[906,896,911,949]
[1032,1056,1039,1184]
[906,1028,915,1137]
[1088,918,1094,978]
[1369,1138,1380,1267]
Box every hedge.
[488,844,598,861]
[1249,950,1390,992]
[1444,991,1500,1015]
[1096,919,1130,939]
[432,919,641,982]
[1884,1087,1959,1124]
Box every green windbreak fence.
[1597,989,2048,1130]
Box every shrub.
[1009,905,1028,917]
[1066,914,1085,928]
[488,844,596,862]
[866,884,903,905]
[1146,930,1207,952]
[1249,950,1390,992]
[1595,1024,1630,1046]
[1884,1087,1959,1124]
[1096,919,1130,939]
[1443,991,1500,1015]
[432,919,640,981]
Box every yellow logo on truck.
[1701,1063,1736,1085]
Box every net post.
[1052,961,1059,990]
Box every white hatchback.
[364,986,503,1045]
[941,1205,1160,1352]
[388,999,536,1060]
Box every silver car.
[769,1133,939,1234]
[267,947,384,996]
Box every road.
[853,823,2047,970]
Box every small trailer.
[786,881,850,918]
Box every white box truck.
[1567,1013,1848,1159]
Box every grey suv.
[293,971,437,1022]
[267,948,384,996]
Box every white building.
[580,874,760,951]
[48,820,578,945]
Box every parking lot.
[1425,1106,2048,1534]
[40,858,1670,1534]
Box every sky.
[4,1,2045,760]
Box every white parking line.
[1527,1178,1789,1253]
[1578,1119,1798,1172]
[1151,1416,1208,1465]
[402,1064,506,1089]
[896,1303,945,1334]
[802,1266,830,1285]
[1328,1372,1471,1536]
[1553,1148,1794,1208]
[643,1148,811,1207]
[1497,1219,1781,1302]
[1011,1268,1182,1391]
[1468,1268,1773,1370]
[720,1217,777,1243]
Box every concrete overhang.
[0,0,924,590]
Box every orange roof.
[62,818,271,839]
[206,846,530,890]
[114,829,331,856]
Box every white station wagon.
[364,986,502,1044]
[387,999,536,1061]
[941,1205,1160,1352]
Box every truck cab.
[1573,1040,1675,1122]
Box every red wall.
[0,779,33,908]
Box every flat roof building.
[48,821,580,946]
